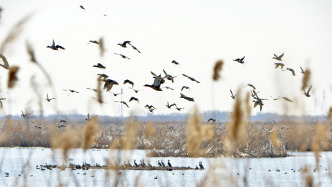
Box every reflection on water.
[0,148,332,186]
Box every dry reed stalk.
[269,127,281,148]
[328,106,332,119]
[51,128,81,161]
[99,37,105,57]
[26,41,37,63]
[0,14,31,54]
[82,117,100,151]
[121,119,138,149]
[185,108,213,157]
[145,122,156,137]
[212,60,223,81]
[96,80,103,104]
[244,92,251,117]
[8,66,19,88]
[311,121,329,168]
[301,69,311,91]
[228,89,246,144]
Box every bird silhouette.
[230,89,236,99]
[47,39,65,50]
[103,79,119,91]
[144,74,162,91]
[274,63,285,69]
[180,93,194,102]
[182,74,200,83]
[46,94,56,102]
[0,54,10,69]
[233,56,245,64]
[273,53,284,61]
[114,53,130,60]
[303,85,312,97]
[93,63,106,69]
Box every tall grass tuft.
[51,128,81,161]
[82,117,100,151]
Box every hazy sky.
[0,0,332,117]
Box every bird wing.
[280,53,284,58]
[230,89,233,96]
[308,85,312,93]
[151,71,157,77]
[163,69,167,76]
[56,45,65,50]
[259,104,263,111]
[152,75,161,87]
[274,54,278,58]
[300,67,304,72]
[282,97,293,102]
[182,74,188,78]
[0,54,10,69]
[52,39,55,47]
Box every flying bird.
[273,96,293,102]
[93,63,106,69]
[164,86,174,90]
[80,5,86,11]
[180,93,194,102]
[181,86,190,91]
[21,110,30,118]
[118,41,131,48]
[175,106,184,111]
[303,85,312,97]
[47,39,65,50]
[233,56,245,64]
[285,68,295,76]
[300,67,306,74]
[114,53,130,60]
[115,101,129,108]
[46,94,56,102]
[166,102,176,109]
[248,84,256,90]
[182,74,200,83]
[97,74,108,81]
[207,118,216,123]
[163,69,177,83]
[0,54,10,70]
[88,40,99,44]
[273,53,284,61]
[274,63,285,69]
[144,74,162,91]
[129,97,139,103]
[104,79,119,91]
[57,119,67,128]
[230,89,236,99]
[123,79,134,88]
[171,60,179,65]
[151,71,165,84]
[63,89,79,93]
[129,87,139,93]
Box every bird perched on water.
[115,101,129,108]
[46,94,56,102]
[129,97,139,103]
[47,39,65,50]
[171,60,179,65]
[93,63,106,69]
[207,118,216,123]
[144,74,162,91]
[104,79,119,91]
[233,56,245,64]
[285,68,295,76]
[88,40,99,44]
[274,63,285,69]
[180,93,194,102]
[114,53,130,60]
[230,89,236,100]
[168,160,172,167]
[163,69,177,83]
[182,74,200,83]
[0,54,10,70]
[303,85,312,97]
[273,53,284,61]
[123,79,134,88]
[199,162,204,170]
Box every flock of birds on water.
[0,5,313,128]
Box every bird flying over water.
[103,79,119,91]
[181,86,190,91]
[115,101,129,108]
[129,97,139,103]
[93,63,106,69]
[274,63,285,69]
[171,60,179,65]
[47,39,65,50]
[124,79,134,88]
[46,94,56,102]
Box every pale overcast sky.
[0,0,332,117]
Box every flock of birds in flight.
[0,5,313,127]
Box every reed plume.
[8,66,19,88]
[82,117,100,151]
[145,122,156,137]
[212,60,223,81]
[51,129,80,161]
[99,37,105,57]
[301,68,311,91]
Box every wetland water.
[0,148,332,187]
